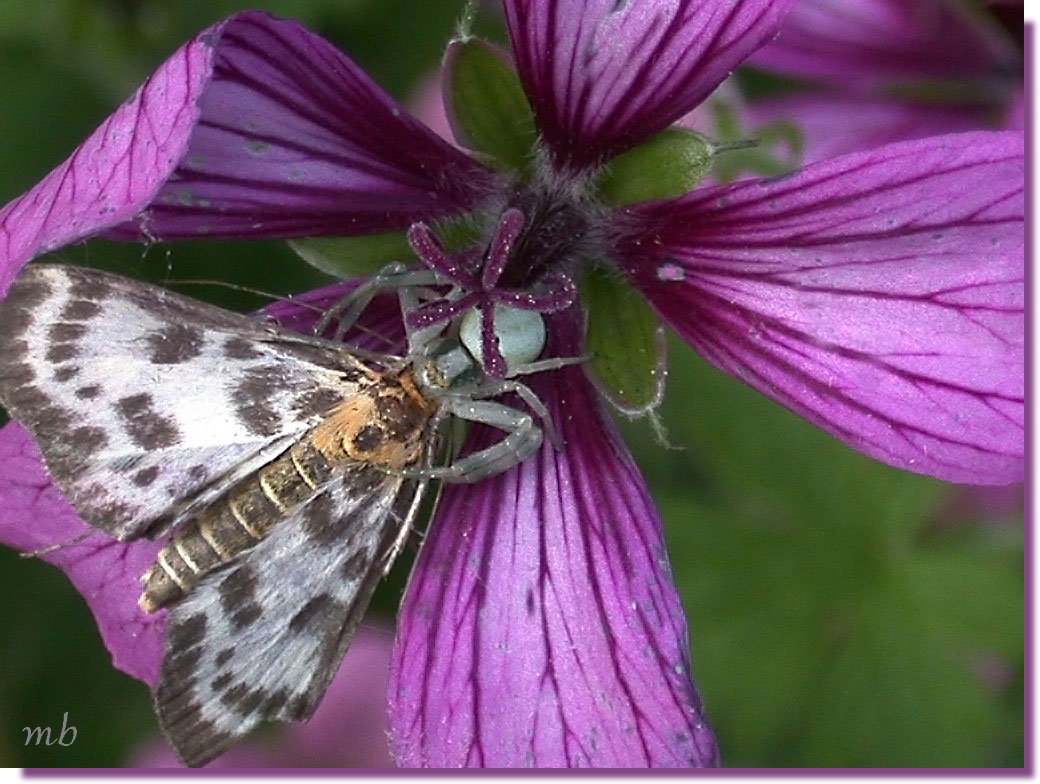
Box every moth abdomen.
[139,437,344,613]
[139,377,436,614]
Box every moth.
[0,263,561,766]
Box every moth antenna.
[163,278,310,309]
[20,530,95,558]
[323,319,402,352]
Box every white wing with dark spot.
[155,467,425,768]
[0,264,370,540]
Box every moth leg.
[383,469,431,571]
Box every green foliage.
[289,216,485,280]
[289,231,414,279]
[0,547,156,765]
[700,96,802,183]
[620,339,1023,767]
[0,42,109,196]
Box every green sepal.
[580,267,665,416]
[288,216,484,280]
[444,38,536,173]
[287,231,415,279]
[596,127,714,206]
[705,98,802,183]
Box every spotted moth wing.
[0,263,381,541]
[157,466,427,767]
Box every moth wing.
[154,467,426,768]
[0,264,370,540]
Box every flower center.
[496,184,594,291]
[404,178,605,377]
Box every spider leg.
[505,353,588,378]
[396,277,469,356]
[414,397,542,484]
[460,377,566,450]
[311,263,445,341]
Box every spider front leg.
[422,395,544,484]
[312,263,445,342]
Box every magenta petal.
[0,22,210,294]
[388,361,717,766]
[504,0,794,171]
[278,625,394,767]
[0,12,494,292]
[109,12,496,241]
[1003,90,1025,131]
[747,92,997,164]
[748,0,1019,84]
[621,132,1024,484]
[0,423,163,685]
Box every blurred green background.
[0,0,1024,768]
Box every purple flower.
[743,0,1023,162]
[0,0,1024,769]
